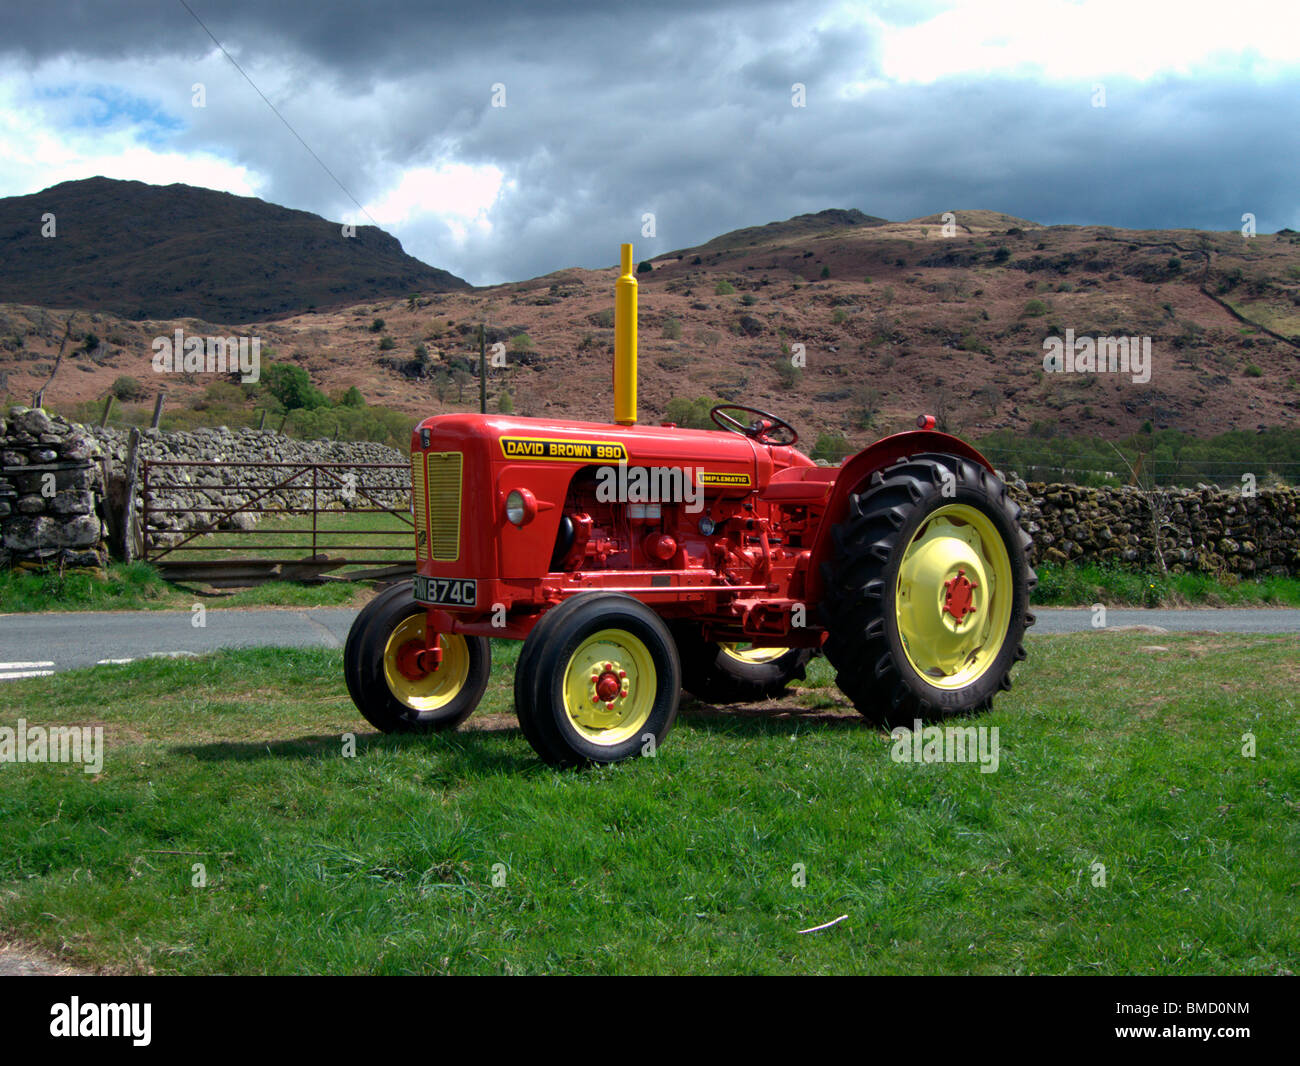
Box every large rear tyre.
[821,453,1034,729]
[350,590,490,734]
[673,627,813,703]
[516,593,681,767]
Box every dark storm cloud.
[1,1,1296,285]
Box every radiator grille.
[410,452,429,561]
[423,451,463,562]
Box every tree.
[852,385,882,429]
[452,368,472,402]
[811,433,852,462]
[341,386,365,408]
[663,396,716,429]
[263,363,328,411]
[111,375,146,401]
[497,390,514,413]
[432,368,452,405]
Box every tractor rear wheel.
[821,454,1034,729]
[515,593,681,767]
[349,590,490,734]
[674,629,813,703]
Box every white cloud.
[847,0,1300,85]
[362,162,510,242]
[0,75,261,198]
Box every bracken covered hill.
[3,200,1300,450]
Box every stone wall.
[1009,479,1300,575]
[0,407,107,568]
[3,407,1299,577]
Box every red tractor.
[345,245,1035,766]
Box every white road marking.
[0,661,55,680]
[96,658,136,665]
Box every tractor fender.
[804,430,995,605]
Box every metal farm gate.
[137,459,415,584]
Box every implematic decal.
[697,471,752,487]
[500,437,628,462]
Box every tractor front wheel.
[348,589,490,734]
[821,453,1034,729]
[515,593,681,767]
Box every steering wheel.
[710,404,798,447]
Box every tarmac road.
[0,606,1297,682]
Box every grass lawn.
[0,633,1296,975]
[1033,561,1300,609]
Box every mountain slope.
[4,207,1300,449]
[0,177,469,322]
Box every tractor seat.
[758,468,835,505]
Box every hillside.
[3,206,1300,452]
[0,177,468,323]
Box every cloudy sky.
[1,0,1296,285]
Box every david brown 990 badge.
[415,576,477,607]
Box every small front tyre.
[516,593,681,767]
[350,590,490,734]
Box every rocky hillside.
[3,206,1300,449]
[0,177,468,322]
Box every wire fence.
[980,452,1300,488]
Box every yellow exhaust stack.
[614,242,638,425]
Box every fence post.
[123,427,142,564]
[479,323,487,414]
[151,392,167,429]
[99,394,115,427]
[311,465,318,558]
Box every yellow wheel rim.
[382,615,471,712]
[561,628,656,746]
[719,643,789,665]
[894,503,1013,690]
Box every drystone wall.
[2,407,1298,576]
[1009,480,1299,575]
[0,407,107,568]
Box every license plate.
[415,576,477,607]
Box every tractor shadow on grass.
[171,727,536,774]
[677,696,882,738]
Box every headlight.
[505,488,535,526]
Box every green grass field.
[1,634,1296,975]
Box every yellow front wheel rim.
[382,616,471,711]
[561,629,656,746]
[894,503,1013,690]
[719,643,790,665]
